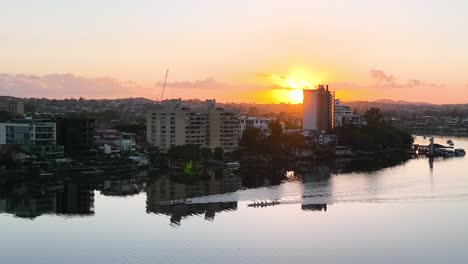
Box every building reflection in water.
[297,165,331,213]
[301,204,327,212]
[101,178,144,197]
[146,169,242,226]
[0,179,94,219]
[0,155,414,221]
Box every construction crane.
[160,69,169,101]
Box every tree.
[364,108,384,125]
[240,127,265,155]
[268,121,283,158]
[214,147,224,160]
[200,147,213,160]
[268,121,283,138]
[336,108,414,150]
[167,145,201,161]
[0,111,13,122]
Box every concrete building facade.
[146,99,239,152]
[302,85,335,133]
[334,99,361,127]
[239,116,276,137]
[0,120,64,159]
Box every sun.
[271,88,304,104]
[260,68,325,103]
[289,89,303,104]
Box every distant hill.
[7,95,468,117]
[345,99,434,106]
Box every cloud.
[369,70,444,89]
[370,69,395,82]
[0,73,148,99]
[156,77,232,90]
[257,73,311,89]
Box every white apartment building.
[334,99,361,127]
[0,120,64,159]
[146,99,239,152]
[239,116,276,137]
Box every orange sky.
[1,1,468,104]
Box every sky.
[1,0,468,104]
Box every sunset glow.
[261,70,321,103]
[2,1,468,103]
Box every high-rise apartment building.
[146,99,239,152]
[0,96,24,115]
[303,85,335,133]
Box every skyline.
[2,0,468,103]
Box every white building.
[146,99,239,152]
[96,130,136,156]
[334,99,361,127]
[303,85,334,132]
[0,120,64,159]
[316,133,337,146]
[239,116,276,137]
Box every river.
[0,136,467,264]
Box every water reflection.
[0,154,414,221]
[0,179,94,218]
[146,170,242,226]
[1,136,468,264]
[301,203,327,212]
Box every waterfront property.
[0,119,64,160]
[302,85,335,133]
[334,99,361,127]
[56,118,96,155]
[96,129,137,156]
[239,116,276,138]
[0,136,467,264]
[146,99,239,152]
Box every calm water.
[1,136,468,264]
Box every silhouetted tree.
[240,127,265,155]
[364,108,384,125]
[214,147,224,160]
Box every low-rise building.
[414,116,435,134]
[316,133,337,146]
[334,99,361,127]
[239,116,275,138]
[96,130,136,156]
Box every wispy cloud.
[257,73,311,89]
[0,73,148,99]
[370,69,444,89]
[156,77,231,90]
[370,69,395,82]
